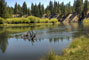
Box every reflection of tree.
[73,23,89,38]
[0,32,9,53]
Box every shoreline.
[0,23,60,27]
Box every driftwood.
[22,31,37,41]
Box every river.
[0,23,88,60]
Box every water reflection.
[0,23,89,60]
[0,30,9,53]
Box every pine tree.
[60,2,66,17]
[48,1,53,14]
[57,2,61,15]
[83,0,88,17]
[0,0,7,18]
[14,3,18,14]
[18,4,22,14]
[34,4,39,17]
[74,0,83,15]
[66,2,72,13]
[31,3,34,16]
[22,2,28,15]
[27,8,31,16]
[53,1,58,14]
[6,6,13,18]
[41,4,45,16]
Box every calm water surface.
[0,23,88,60]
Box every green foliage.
[40,18,49,23]
[27,16,40,23]
[0,17,4,24]
[0,16,59,24]
[6,18,30,24]
[28,16,59,24]
[49,18,58,24]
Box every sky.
[5,0,74,8]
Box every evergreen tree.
[41,4,45,16]
[60,2,66,17]
[66,2,72,13]
[38,2,42,17]
[83,0,88,17]
[0,0,7,18]
[31,3,35,16]
[74,0,83,15]
[27,8,31,16]
[6,6,13,18]
[53,1,58,14]
[34,4,39,17]
[57,2,61,15]
[38,3,44,17]
[18,4,22,14]
[48,1,53,14]
[14,3,18,14]
[22,2,28,15]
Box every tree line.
[0,0,89,18]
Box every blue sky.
[5,0,74,8]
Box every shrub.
[6,18,30,24]
[28,16,40,23]
[40,18,49,23]
[83,19,89,24]
[0,17,4,24]
[49,18,58,24]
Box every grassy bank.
[41,36,89,60]
[0,23,60,27]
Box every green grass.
[42,36,89,60]
[0,23,60,27]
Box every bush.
[6,16,60,24]
[83,19,89,24]
[49,18,58,24]
[6,18,30,24]
[0,17,4,24]
[28,16,40,23]
[40,18,49,23]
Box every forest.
[0,0,88,18]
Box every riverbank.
[41,36,89,60]
[0,23,60,27]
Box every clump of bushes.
[0,16,59,24]
[27,16,40,23]
[40,18,49,23]
[6,18,30,24]
[27,16,59,24]
[49,18,59,24]
[0,17,4,24]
